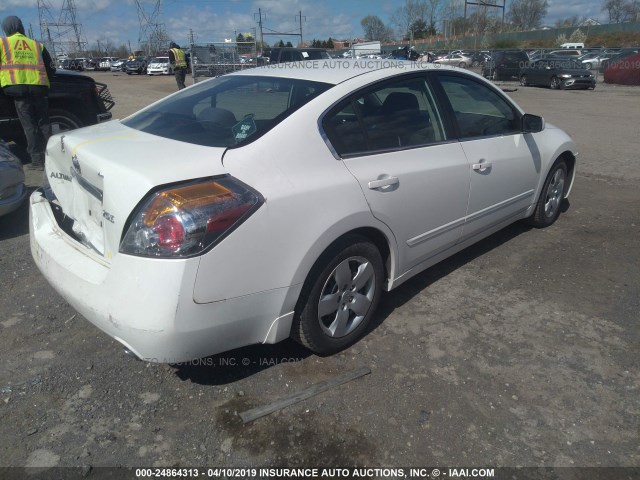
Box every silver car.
[433,53,472,68]
[110,58,126,72]
[0,141,26,217]
[580,54,609,70]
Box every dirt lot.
[0,69,639,474]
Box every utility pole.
[296,11,306,46]
[254,8,265,55]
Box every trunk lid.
[45,120,229,261]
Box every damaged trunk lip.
[71,164,103,202]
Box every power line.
[38,0,88,56]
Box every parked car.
[578,53,609,70]
[29,61,577,363]
[0,70,114,147]
[433,53,472,68]
[97,57,119,71]
[147,56,172,75]
[432,50,451,60]
[599,48,640,72]
[548,49,582,58]
[482,50,529,80]
[470,51,491,66]
[0,141,26,217]
[268,47,331,63]
[110,58,127,72]
[77,58,95,71]
[604,52,640,85]
[61,58,84,71]
[125,56,148,75]
[519,58,596,90]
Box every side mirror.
[522,113,545,133]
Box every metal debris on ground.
[239,366,371,423]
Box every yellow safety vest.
[171,48,187,68]
[0,33,49,88]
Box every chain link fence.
[189,41,257,82]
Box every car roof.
[228,59,465,85]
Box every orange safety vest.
[0,33,49,88]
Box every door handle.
[472,162,492,172]
[368,176,399,189]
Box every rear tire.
[291,235,384,354]
[520,74,529,86]
[527,161,567,228]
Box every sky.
[0,0,609,52]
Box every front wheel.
[527,161,567,228]
[584,62,592,70]
[48,108,84,135]
[520,74,529,86]
[550,76,561,89]
[292,235,384,354]
[458,62,467,68]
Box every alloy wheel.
[317,256,376,338]
[544,168,566,219]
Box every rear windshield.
[122,75,332,147]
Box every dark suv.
[0,70,114,147]
[483,50,530,80]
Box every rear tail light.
[120,176,263,258]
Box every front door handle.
[472,161,492,172]
[368,176,399,189]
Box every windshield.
[122,75,332,148]
[152,57,168,63]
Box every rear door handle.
[368,176,399,189]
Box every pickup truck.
[0,70,114,147]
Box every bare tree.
[554,15,584,28]
[391,0,429,43]
[360,15,392,41]
[441,0,466,38]
[470,6,503,36]
[426,0,443,34]
[507,0,549,31]
[603,0,640,22]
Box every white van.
[560,42,585,49]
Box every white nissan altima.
[30,60,577,363]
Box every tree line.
[360,0,639,43]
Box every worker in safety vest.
[0,16,55,170]
[168,42,188,90]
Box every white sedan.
[147,56,172,75]
[30,60,577,363]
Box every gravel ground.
[0,69,638,475]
